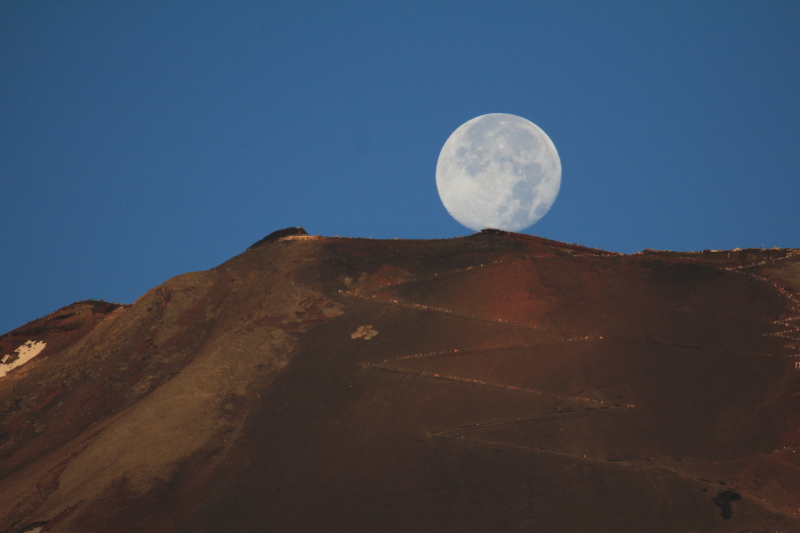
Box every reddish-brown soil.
[1,230,798,532]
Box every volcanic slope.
[1,230,799,533]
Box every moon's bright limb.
[436,113,561,232]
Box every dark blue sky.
[2,1,799,333]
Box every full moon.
[436,113,561,232]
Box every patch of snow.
[351,325,378,340]
[0,340,46,378]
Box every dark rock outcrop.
[247,226,308,249]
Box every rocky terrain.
[1,229,799,532]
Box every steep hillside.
[1,230,799,532]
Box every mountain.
[1,229,799,532]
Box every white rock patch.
[351,325,378,340]
[0,340,46,378]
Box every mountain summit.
[1,230,799,532]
